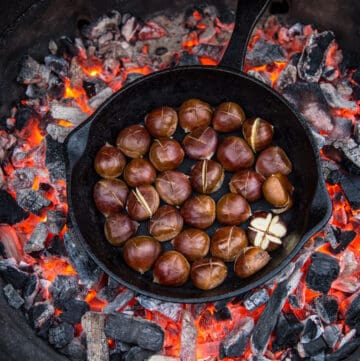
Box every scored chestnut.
[172,228,210,261]
[145,106,178,137]
[229,169,264,202]
[126,185,160,221]
[212,101,246,133]
[182,126,218,160]
[148,205,183,242]
[149,138,185,171]
[190,160,224,194]
[94,143,126,178]
[155,170,192,206]
[153,251,190,287]
[210,226,248,262]
[216,193,251,225]
[104,213,138,246]
[93,178,129,216]
[123,236,161,273]
[116,125,151,158]
[181,194,216,229]
[216,136,254,171]
[255,146,292,177]
[123,158,156,187]
[191,258,228,290]
[242,117,273,152]
[234,246,270,278]
[178,98,213,132]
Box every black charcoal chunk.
[17,55,50,85]
[29,301,55,329]
[48,322,74,348]
[46,236,67,256]
[325,337,360,361]
[44,55,69,78]
[15,105,41,130]
[276,63,297,91]
[346,294,360,330]
[313,295,338,324]
[323,325,340,348]
[155,47,168,56]
[320,83,357,110]
[303,337,327,356]
[0,190,28,224]
[3,283,24,309]
[244,289,269,311]
[331,230,356,255]
[301,316,324,344]
[105,313,164,352]
[273,312,303,351]
[17,189,51,214]
[24,222,48,253]
[60,300,90,323]
[59,339,86,361]
[306,252,339,293]
[46,210,67,236]
[192,44,224,62]
[23,273,40,308]
[214,305,232,321]
[0,265,29,289]
[50,275,79,302]
[103,289,134,314]
[83,81,96,98]
[124,346,154,361]
[179,51,200,66]
[246,39,286,67]
[45,135,66,182]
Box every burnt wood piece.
[17,189,51,215]
[313,295,338,324]
[244,288,269,311]
[102,289,134,314]
[0,189,28,224]
[180,310,197,361]
[48,322,75,349]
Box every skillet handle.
[219,0,271,71]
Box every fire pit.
[1,0,360,360]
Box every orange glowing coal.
[38,256,77,282]
[85,289,108,312]
[63,78,93,115]
[17,118,44,148]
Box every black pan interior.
[66,66,327,302]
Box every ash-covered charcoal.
[306,252,339,293]
[50,102,88,126]
[88,87,113,109]
[58,36,83,57]
[324,224,339,249]
[83,81,96,98]
[345,294,360,331]
[49,275,79,303]
[354,122,360,145]
[282,83,334,132]
[199,23,217,44]
[322,66,337,81]
[44,55,69,78]
[124,346,155,361]
[0,224,24,262]
[247,70,272,86]
[301,316,324,344]
[244,288,269,311]
[24,222,49,253]
[321,160,340,180]
[320,83,357,111]
[246,39,286,67]
[48,322,74,348]
[192,44,224,62]
[180,310,197,361]
[105,313,164,352]
[214,303,232,321]
[46,123,73,143]
[297,31,335,82]
[3,283,24,309]
[329,117,353,140]
[121,14,142,44]
[0,189,28,224]
[219,317,254,359]
[276,63,297,91]
[179,51,200,66]
[0,265,29,289]
[313,296,338,324]
[330,230,356,255]
[17,189,51,215]
[138,21,167,41]
[17,55,50,87]
[29,301,55,329]
[14,105,40,130]
[96,277,121,302]
[300,337,327,357]
[23,273,40,309]
[46,210,67,235]
[103,289,134,314]
[323,325,341,348]
[325,337,360,361]
[82,10,121,40]
[46,135,66,182]
[46,236,67,256]
[59,299,90,323]
[59,338,87,361]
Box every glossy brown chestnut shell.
[123,158,156,187]
[242,117,273,152]
[212,101,246,133]
[190,160,224,194]
[155,170,192,206]
[172,228,210,261]
[93,178,129,216]
[182,126,218,160]
[262,173,294,209]
[116,125,151,158]
[145,106,178,137]
[210,226,248,261]
[255,146,292,177]
[104,214,138,246]
[178,98,213,132]
[216,136,254,171]
[148,205,184,242]
[126,185,160,221]
[191,258,228,290]
[153,251,190,286]
[229,169,265,202]
[123,236,161,273]
[216,193,251,225]
[234,246,270,278]
[181,194,216,229]
[149,138,185,171]
[94,143,126,178]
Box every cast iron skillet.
[64,0,332,303]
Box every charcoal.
[339,329,357,349]
[23,273,40,308]
[29,301,55,328]
[302,337,327,357]
[121,14,141,43]
[88,87,113,109]
[17,189,51,214]
[46,123,73,143]
[321,160,340,180]
[148,356,179,361]
[354,122,360,144]
[138,21,166,41]
[297,31,335,82]
[332,276,360,293]
[246,39,286,67]
[83,81,96,98]
[244,288,269,311]
[282,83,334,132]
[276,63,297,91]
[49,275,79,303]
[0,224,24,262]
[50,102,88,126]
[45,135,66,181]
[105,313,164,351]
[301,316,324,344]
[17,55,50,86]
[192,44,224,62]
[3,283,24,309]
[219,317,254,359]
[155,47,168,56]
[323,325,341,348]
[247,70,272,86]
[97,277,121,302]
[329,117,353,140]
[8,168,36,192]
[180,310,197,361]
[322,67,337,81]
[124,72,143,84]
[15,105,41,130]
[346,345,360,361]
[328,138,360,174]
[330,230,356,254]
[24,222,48,253]
[313,296,338,324]
[46,210,67,236]
[44,55,69,78]
[214,304,231,321]
[306,252,339,293]
[345,294,360,330]
[48,322,74,348]
[59,339,87,361]
[0,265,29,289]
[44,236,66,257]
[124,346,154,361]
[325,337,360,361]
[58,36,81,57]
[320,83,357,110]
[179,51,200,66]
[103,289,134,314]
[47,158,66,183]
[0,189,28,224]
[82,11,121,39]
[58,299,89,324]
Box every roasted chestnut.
[191,258,228,290]
[255,146,292,177]
[155,170,192,205]
[94,143,126,178]
[104,214,138,246]
[212,101,246,133]
[234,246,270,278]
[210,226,248,261]
[216,136,254,171]
[229,169,264,202]
[116,125,151,158]
[145,106,178,137]
[93,179,129,216]
[178,98,213,132]
[181,195,216,229]
[182,126,218,160]
[149,138,185,171]
[262,173,294,210]
[126,185,160,221]
[190,160,224,194]
[172,228,210,261]
[123,158,156,187]
[216,193,251,225]
[148,205,183,242]
[242,117,273,152]
[123,236,161,273]
[153,251,190,286]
